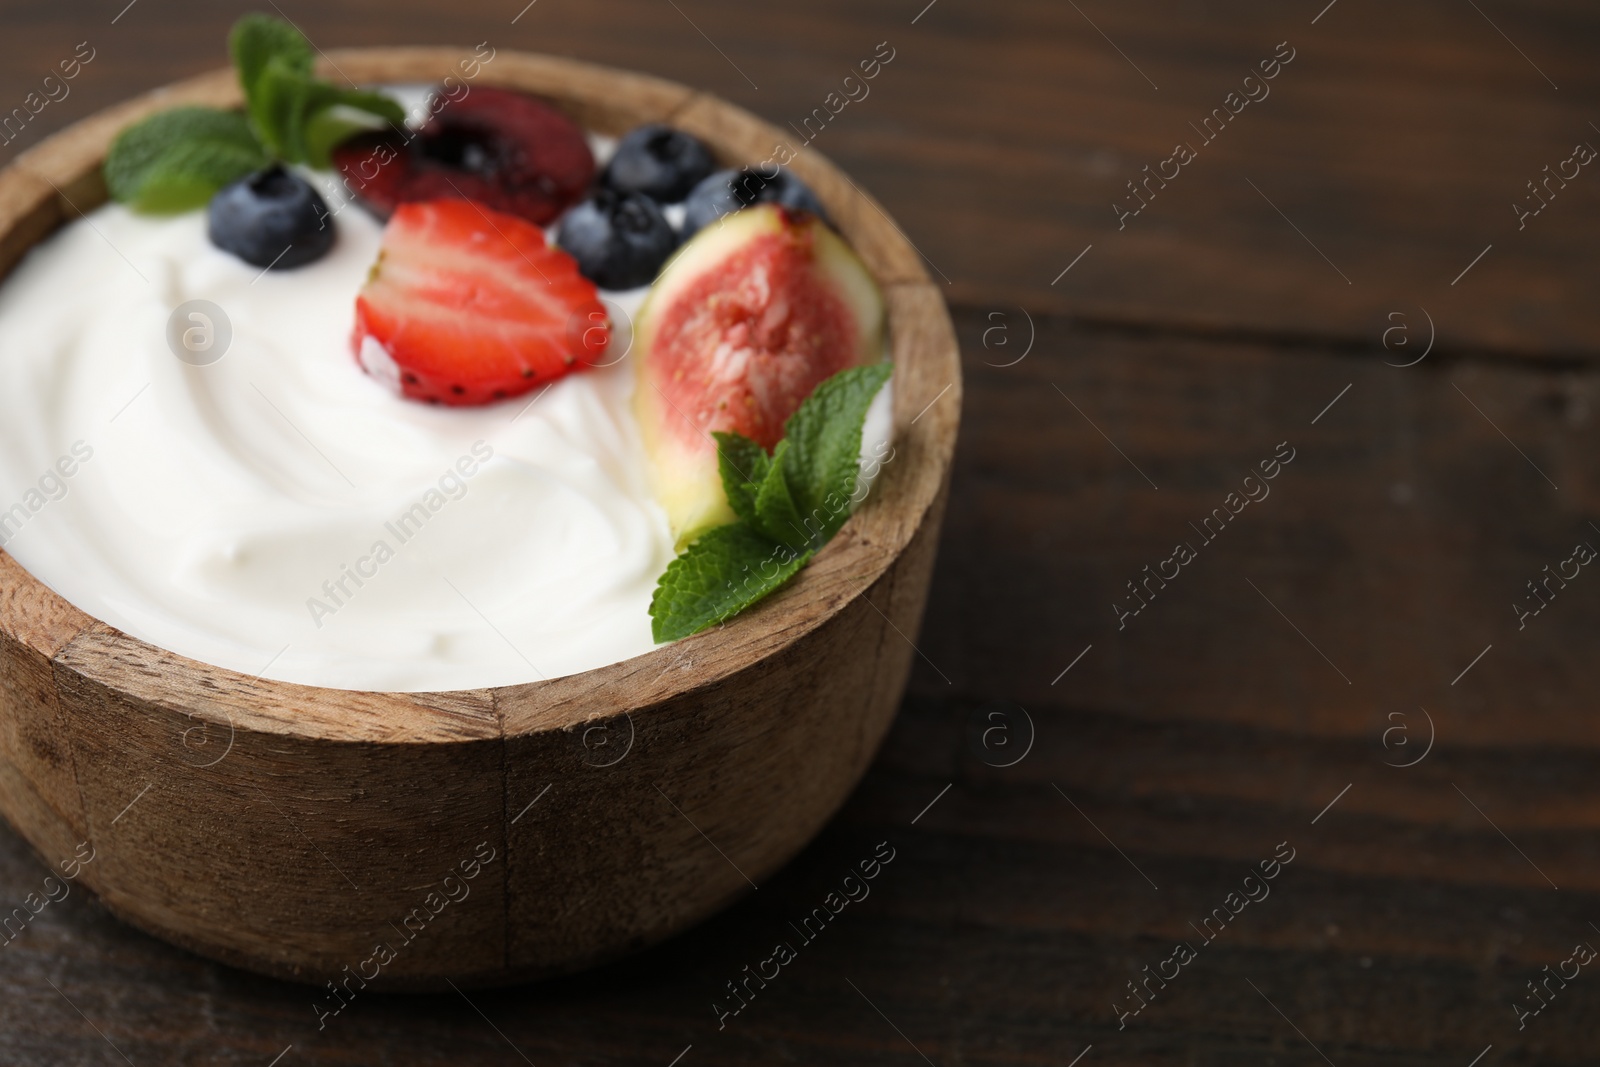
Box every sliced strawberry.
[352,199,609,406]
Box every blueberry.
[602,124,715,203]
[556,188,680,290]
[207,165,335,270]
[681,166,829,236]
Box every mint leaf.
[130,140,271,213]
[104,107,267,213]
[650,362,894,644]
[230,12,313,103]
[650,524,810,642]
[101,15,406,215]
[714,431,769,526]
[302,106,370,169]
[269,78,405,165]
[752,440,811,549]
[246,56,319,159]
[330,88,406,126]
[779,362,893,543]
[231,14,403,166]
[303,91,404,167]
[285,78,339,164]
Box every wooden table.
[3,0,1598,1063]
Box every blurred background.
[2,0,1599,1063]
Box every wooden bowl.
[0,49,959,989]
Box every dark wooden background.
[3,0,1599,1063]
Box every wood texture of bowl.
[0,48,960,989]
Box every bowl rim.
[0,46,961,747]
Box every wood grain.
[4,0,1599,355]
[0,50,961,987]
[490,279,955,978]
[0,553,93,888]
[2,310,1597,1065]
[0,2,1594,1065]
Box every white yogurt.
[0,193,677,691]
[0,99,893,693]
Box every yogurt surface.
[0,87,895,693]
[0,188,677,691]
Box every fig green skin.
[632,204,886,547]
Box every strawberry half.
[353,199,609,406]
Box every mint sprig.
[229,12,313,98]
[104,13,404,213]
[713,431,769,526]
[649,524,813,642]
[231,14,402,167]
[103,108,268,213]
[650,363,893,643]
